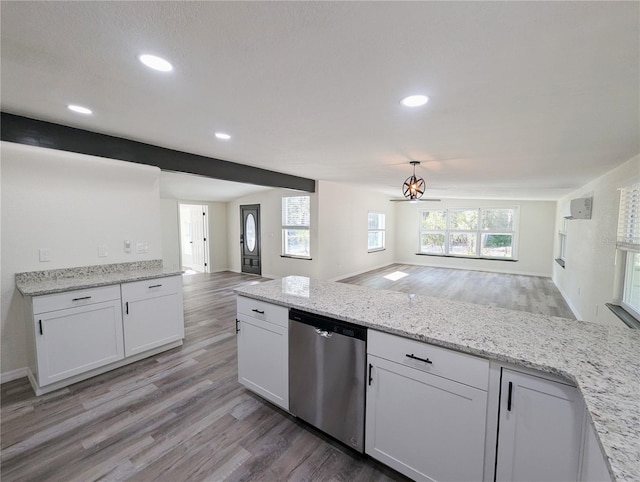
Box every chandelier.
[402,161,425,201]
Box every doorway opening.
[179,203,209,273]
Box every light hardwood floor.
[340,263,574,319]
[1,271,406,482]
[1,265,572,481]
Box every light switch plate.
[39,248,51,262]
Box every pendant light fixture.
[403,161,426,201]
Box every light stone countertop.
[235,275,640,482]
[15,260,182,296]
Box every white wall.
[316,180,395,280]
[207,202,228,272]
[395,199,556,277]
[1,142,163,376]
[553,155,640,325]
[160,199,180,271]
[227,180,394,280]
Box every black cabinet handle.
[236,319,240,334]
[368,363,373,386]
[406,353,433,364]
[39,320,43,335]
[125,302,129,315]
[252,309,265,314]
[72,296,92,301]
[148,284,162,289]
[507,381,513,411]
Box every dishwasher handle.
[314,328,333,338]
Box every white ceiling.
[1,1,638,201]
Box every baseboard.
[552,280,582,320]
[329,263,396,282]
[395,259,552,278]
[1,367,29,384]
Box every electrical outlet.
[98,245,108,257]
[136,242,149,253]
[39,248,51,262]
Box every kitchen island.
[236,275,639,482]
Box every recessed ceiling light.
[138,54,173,72]
[401,95,429,107]
[215,132,231,140]
[67,104,93,115]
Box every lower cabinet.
[25,276,185,395]
[34,297,124,386]
[366,330,489,482]
[236,296,289,410]
[580,414,612,482]
[121,276,185,357]
[495,368,585,482]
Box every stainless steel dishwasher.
[289,308,367,452]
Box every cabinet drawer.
[368,330,489,390]
[237,296,288,328]
[33,285,121,314]
[121,275,182,300]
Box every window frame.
[621,251,640,321]
[418,207,518,261]
[609,182,640,327]
[556,218,568,268]
[281,195,311,259]
[367,212,386,253]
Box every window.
[556,218,568,268]
[368,213,386,252]
[282,196,311,258]
[419,207,517,260]
[617,183,640,320]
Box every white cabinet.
[121,276,184,357]
[236,296,289,410]
[366,330,489,482]
[32,285,124,387]
[25,275,185,395]
[495,368,585,482]
[579,414,612,482]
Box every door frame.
[178,202,209,273]
[240,204,261,275]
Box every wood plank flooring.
[339,264,575,319]
[1,265,572,481]
[1,271,406,482]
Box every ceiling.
[1,1,638,201]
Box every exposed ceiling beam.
[0,112,316,193]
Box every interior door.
[179,204,207,273]
[240,204,261,275]
[190,206,206,272]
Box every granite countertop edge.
[235,277,640,482]
[15,261,183,296]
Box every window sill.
[415,253,517,262]
[555,258,565,268]
[280,255,312,260]
[605,304,640,329]
[368,248,386,253]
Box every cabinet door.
[237,317,288,410]
[35,300,124,386]
[366,355,488,482]
[121,277,185,357]
[496,369,584,482]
